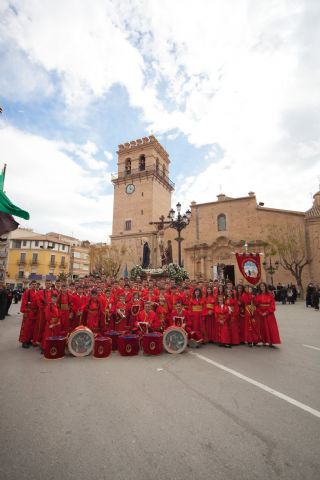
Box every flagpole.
[2,164,6,191]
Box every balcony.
[59,263,68,269]
[48,262,57,268]
[111,164,175,190]
[15,274,27,281]
[17,260,26,266]
[30,260,39,266]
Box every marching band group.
[18,276,281,353]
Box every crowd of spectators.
[305,283,320,310]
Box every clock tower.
[110,135,174,269]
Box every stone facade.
[110,136,320,285]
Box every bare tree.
[89,243,125,277]
[268,224,311,298]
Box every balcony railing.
[17,260,26,266]
[49,262,57,268]
[111,164,175,189]
[59,263,67,269]
[30,260,39,266]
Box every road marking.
[303,344,320,351]
[190,352,320,419]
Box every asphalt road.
[0,302,319,480]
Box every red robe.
[225,297,240,345]
[33,289,52,345]
[202,295,216,342]
[214,304,231,344]
[113,301,128,331]
[156,304,171,330]
[41,303,63,350]
[189,298,205,339]
[255,293,281,345]
[57,292,73,333]
[241,293,260,344]
[19,289,39,343]
[70,294,86,328]
[82,298,104,334]
[135,310,160,333]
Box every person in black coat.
[306,283,314,308]
[0,282,7,320]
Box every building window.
[50,255,56,266]
[32,253,38,264]
[156,158,159,172]
[22,240,27,247]
[19,253,26,264]
[12,240,21,248]
[61,256,65,266]
[18,271,24,279]
[141,192,144,197]
[61,244,65,251]
[125,158,131,175]
[139,155,145,171]
[162,164,166,177]
[217,214,227,231]
[125,220,132,231]
[74,251,81,259]
[35,241,39,247]
[141,209,143,215]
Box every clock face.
[126,184,135,194]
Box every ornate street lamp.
[167,203,191,267]
[262,257,279,286]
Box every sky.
[0,0,319,242]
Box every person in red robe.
[202,286,216,343]
[19,280,39,348]
[225,289,240,345]
[71,286,86,329]
[189,288,204,341]
[57,284,73,333]
[170,300,188,330]
[214,295,232,347]
[113,294,128,332]
[127,292,143,330]
[135,302,160,333]
[241,285,260,346]
[81,289,104,335]
[236,284,245,342]
[33,279,53,345]
[155,296,171,330]
[41,293,63,351]
[255,282,281,346]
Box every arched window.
[125,158,131,175]
[139,154,146,171]
[217,214,226,231]
[156,157,159,172]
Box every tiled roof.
[305,205,320,218]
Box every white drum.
[163,326,188,354]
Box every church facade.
[110,136,320,286]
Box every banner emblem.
[236,253,261,285]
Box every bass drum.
[163,327,188,354]
[68,325,95,357]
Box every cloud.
[1,0,319,224]
[0,123,113,242]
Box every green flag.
[0,190,30,220]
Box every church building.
[111,136,320,286]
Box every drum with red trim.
[44,336,67,360]
[68,325,94,357]
[118,334,140,356]
[94,336,112,358]
[163,327,188,354]
[105,330,122,351]
[142,332,163,355]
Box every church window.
[125,158,131,175]
[156,158,159,172]
[125,220,132,231]
[217,214,226,231]
[139,155,146,171]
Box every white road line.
[190,352,320,419]
[303,344,320,351]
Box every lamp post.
[167,203,191,267]
[262,256,279,286]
